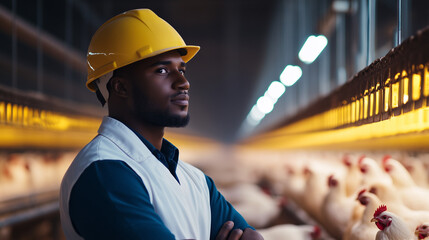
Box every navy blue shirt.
[69,131,252,239]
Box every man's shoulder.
[66,134,125,176]
[61,134,130,193]
[78,134,125,160]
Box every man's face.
[126,51,190,127]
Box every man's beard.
[132,90,190,127]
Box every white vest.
[60,117,211,240]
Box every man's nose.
[173,72,190,90]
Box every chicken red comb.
[373,205,387,218]
[303,166,311,175]
[358,155,366,165]
[357,189,366,199]
[328,175,338,187]
[342,155,352,167]
[311,225,321,239]
[357,189,369,205]
[382,155,391,165]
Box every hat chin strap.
[95,72,113,106]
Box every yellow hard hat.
[86,8,200,92]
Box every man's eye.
[157,68,168,74]
[179,69,186,75]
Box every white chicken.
[1,154,32,199]
[402,159,429,188]
[282,164,306,204]
[219,183,280,228]
[371,205,414,240]
[358,156,392,187]
[321,174,362,239]
[382,156,429,211]
[343,189,379,240]
[257,224,321,240]
[369,182,429,233]
[299,166,330,223]
[342,155,363,197]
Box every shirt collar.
[129,129,179,166]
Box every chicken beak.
[370,217,378,223]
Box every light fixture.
[256,96,274,114]
[249,105,265,121]
[298,35,328,64]
[265,81,286,102]
[280,65,302,87]
[333,0,350,13]
[246,115,261,126]
[246,105,265,126]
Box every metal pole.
[336,13,346,85]
[397,0,402,46]
[367,0,376,65]
[37,0,44,93]
[12,0,17,88]
[358,0,368,71]
[0,5,86,73]
[65,0,73,100]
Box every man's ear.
[109,77,129,98]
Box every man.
[59,8,263,240]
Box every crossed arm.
[215,221,263,240]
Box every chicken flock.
[2,150,429,240]
[204,151,429,240]
[0,151,76,200]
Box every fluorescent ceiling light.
[249,105,265,121]
[280,65,302,87]
[298,35,328,64]
[246,113,262,126]
[265,81,286,101]
[256,96,274,114]
[333,0,350,12]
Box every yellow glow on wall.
[0,100,103,148]
[424,65,429,97]
[357,99,361,121]
[392,82,399,108]
[6,103,12,122]
[242,106,429,150]
[376,90,380,115]
[346,104,350,124]
[342,105,346,124]
[412,73,421,101]
[23,106,28,126]
[395,72,401,79]
[369,93,374,117]
[12,104,19,123]
[0,101,5,122]
[364,95,369,119]
[384,86,390,112]
[402,71,409,104]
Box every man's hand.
[215,221,243,240]
[241,228,264,240]
[215,221,264,240]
